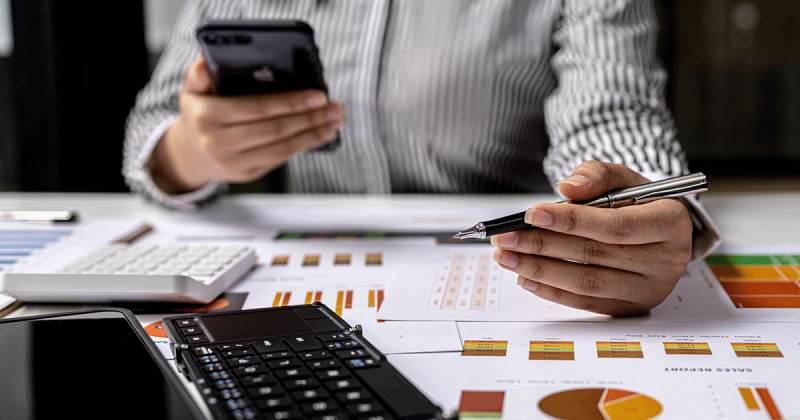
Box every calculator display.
[201,309,313,341]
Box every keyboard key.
[261,350,294,360]
[221,348,253,358]
[346,402,384,417]
[286,336,324,352]
[335,390,372,403]
[255,396,293,410]
[308,359,342,370]
[298,350,331,361]
[267,357,302,369]
[240,374,276,387]
[247,385,285,398]
[323,378,361,391]
[335,349,368,359]
[316,368,351,380]
[233,364,269,376]
[275,366,312,380]
[264,409,303,420]
[282,377,321,391]
[292,388,330,402]
[300,400,338,415]
[345,358,379,369]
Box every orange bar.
[721,281,800,296]
[729,295,800,309]
[711,265,785,281]
[738,388,759,410]
[314,291,322,302]
[345,290,353,309]
[756,388,782,420]
[305,291,314,305]
[281,292,291,306]
[377,290,384,309]
[368,290,375,308]
[272,292,283,308]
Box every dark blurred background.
[0,0,798,193]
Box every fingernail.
[558,175,590,187]
[517,277,540,291]
[306,92,327,108]
[493,249,518,268]
[326,106,342,122]
[491,231,518,249]
[525,208,552,227]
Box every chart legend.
[461,340,508,357]
[731,342,784,358]
[663,342,712,355]
[597,341,644,358]
[529,341,575,360]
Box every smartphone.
[196,19,338,150]
[0,308,206,419]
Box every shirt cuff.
[133,115,226,211]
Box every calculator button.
[298,350,331,361]
[255,396,293,410]
[282,377,321,391]
[335,349,368,359]
[325,342,345,351]
[300,399,338,415]
[220,388,244,400]
[253,340,288,353]
[261,351,294,360]
[316,368,351,380]
[310,415,350,420]
[187,334,210,344]
[214,378,237,390]
[228,356,259,367]
[319,333,349,342]
[221,348,253,358]
[291,388,330,402]
[263,408,303,420]
[308,359,342,370]
[233,364,269,376]
[219,343,251,351]
[240,374,276,387]
[345,358,379,369]
[335,390,372,404]
[275,366,312,380]
[174,318,197,327]
[267,357,302,370]
[225,398,249,410]
[286,336,324,352]
[346,402,384,417]
[248,385,285,398]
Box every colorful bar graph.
[459,391,505,418]
[365,252,383,266]
[271,255,289,266]
[706,254,800,308]
[739,387,760,410]
[597,341,644,358]
[304,291,323,304]
[345,290,353,309]
[335,291,344,316]
[731,343,783,358]
[334,253,351,265]
[529,341,575,360]
[461,340,508,357]
[302,254,321,267]
[738,387,783,420]
[663,342,712,355]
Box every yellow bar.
[739,388,760,410]
[305,291,313,305]
[335,290,344,316]
[272,292,283,308]
[368,290,375,308]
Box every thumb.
[183,57,215,94]
[557,161,650,201]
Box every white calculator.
[1,243,256,304]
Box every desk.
[2,191,800,419]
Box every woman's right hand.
[148,57,345,194]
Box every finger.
[524,197,690,245]
[184,57,215,94]
[491,228,658,273]
[216,102,344,154]
[557,160,650,201]
[515,276,650,316]
[185,88,332,128]
[221,123,340,176]
[492,249,650,302]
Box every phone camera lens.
[203,34,218,44]
[219,35,232,44]
[234,34,252,44]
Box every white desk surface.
[0,190,797,246]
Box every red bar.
[281,292,291,306]
[345,290,353,309]
[755,388,782,420]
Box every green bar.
[705,255,775,266]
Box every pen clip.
[632,181,708,205]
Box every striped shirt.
[123,0,688,209]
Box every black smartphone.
[0,308,205,419]
[197,19,338,151]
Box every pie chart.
[538,388,662,420]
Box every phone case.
[197,20,328,96]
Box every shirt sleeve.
[122,0,226,211]
[542,0,720,260]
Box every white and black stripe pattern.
[123,0,688,208]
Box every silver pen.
[453,172,708,240]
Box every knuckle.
[267,118,287,138]
[573,271,602,295]
[560,208,580,233]
[579,240,608,262]
[528,259,547,281]
[526,231,546,255]
[601,214,632,242]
